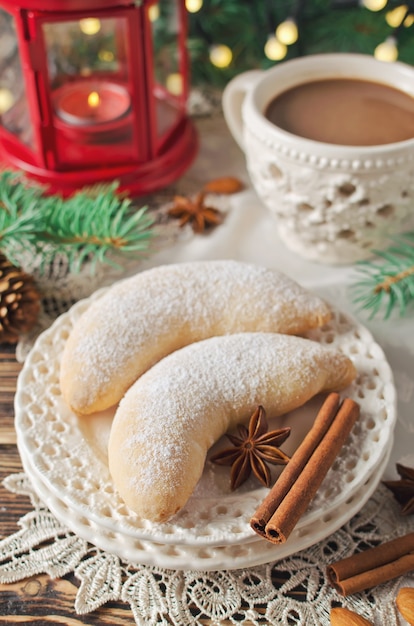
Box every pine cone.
[0,252,40,344]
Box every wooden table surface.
[0,344,146,625]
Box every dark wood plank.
[0,446,27,537]
[0,346,24,541]
[0,574,146,624]
[0,346,21,447]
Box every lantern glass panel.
[42,18,125,83]
[149,0,185,147]
[42,16,137,168]
[0,8,33,147]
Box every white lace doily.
[1,473,413,626]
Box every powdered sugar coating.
[60,260,331,415]
[108,332,356,522]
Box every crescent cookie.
[60,260,331,415]
[108,332,356,523]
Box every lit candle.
[54,81,131,127]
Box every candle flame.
[88,91,101,108]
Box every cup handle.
[222,70,264,151]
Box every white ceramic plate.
[19,438,392,571]
[15,289,396,548]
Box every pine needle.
[0,171,156,273]
[352,232,414,319]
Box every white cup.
[222,53,414,264]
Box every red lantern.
[0,0,198,195]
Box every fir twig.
[0,172,155,273]
[352,232,414,319]
[39,184,155,271]
[0,171,46,259]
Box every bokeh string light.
[209,44,233,68]
[148,3,161,21]
[263,0,302,60]
[182,0,414,84]
[374,3,411,60]
[362,0,388,11]
[78,18,101,35]
[264,35,288,61]
[275,17,299,45]
[374,35,399,59]
[385,3,408,24]
[185,0,203,12]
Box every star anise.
[383,463,414,515]
[210,405,291,490]
[167,191,223,233]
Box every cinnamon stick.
[265,396,359,543]
[327,532,414,596]
[250,392,341,538]
[250,393,360,544]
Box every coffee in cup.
[264,78,414,146]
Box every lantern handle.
[222,70,263,151]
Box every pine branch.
[0,171,47,258]
[0,172,155,273]
[352,232,414,319]
[39,184,155,271]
